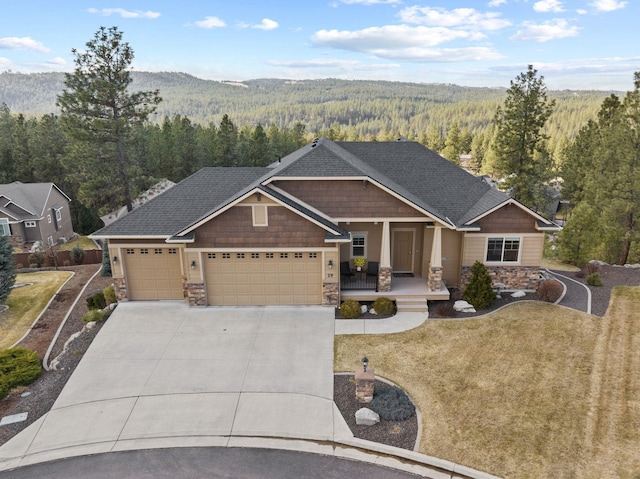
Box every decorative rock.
[511,290,526,298]
[361,305,368,314]
[355,408,380,426]
[369,308,377,315]
[453,300,476,313]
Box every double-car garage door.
[205,251,322,306]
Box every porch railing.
[340,272,377,291]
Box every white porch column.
[428,226,443,292]
[378,221,392,292]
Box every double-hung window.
[0,218,9,236]
[486,237,520,262]
[351,233,366,258]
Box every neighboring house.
[92,138,560,311]
[0,181,74,247]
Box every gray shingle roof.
[94,138,549,238]
[0,182,64,219]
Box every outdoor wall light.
[362,356,369,372]
[112,256,117,264]
[190,260,197,270]
[328,259,333,269]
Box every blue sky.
[0,0,637,90]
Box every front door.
[392,230,414,272]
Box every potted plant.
[353,257,366,272]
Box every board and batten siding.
[462,233,545,267]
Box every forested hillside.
[0,71,614,142]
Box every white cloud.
[369,46,504,62]
[195,16,226,28]
[399,6,511,30]
[590,0,627,11]
[0,57,12,69]
[533,0,565,12]
[312,25,484,51]
[511,18,579,42]
[252,18,279,30]
[0,37,50,53]
[577,8,588,14]
[488,0,507,6]
[46,57,66,66]
[87,8,160,19]
[337,0,401,4]
[267,58,400,71]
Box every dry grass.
[541,257,580,272]
[58,235,97,251]
[0,271,72,350]
[336,301,604,479]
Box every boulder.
[511,290,526,298]
[361,305,368,314]
[355,407,380,426]
[453,300,476,313]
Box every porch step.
[395,297,429,313]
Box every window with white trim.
[0,219,9,236]
[351,233,367,258]
[47,214,51,224]
[25,221,36,228]
[55,209,62,222]
[486,237,520,262]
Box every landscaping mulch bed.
[428,290,539,319]
[333,374,418,451]
[335,301,396,320]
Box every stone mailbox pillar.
[355,367,375,404]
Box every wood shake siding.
[192,205,327,248]
[276,180,424,218]
[477,204,539,233]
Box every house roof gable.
[0,182,70,220]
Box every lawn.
[335,292,640,479]
[58,235,98,251]
[0,271,73,350]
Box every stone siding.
[355,369,375,404]
[113,277,128,301]
[460,265,542,291]
[185,282,206,306]
[323,282,339,306]
[378,266,392,292]
[428,265,443,291]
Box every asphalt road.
[0,447,425,479]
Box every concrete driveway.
[0,302,345,468]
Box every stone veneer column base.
[377,266,392,292]
[112,277,128,301]
[323,282,339,306]
[460,265,542,291]
[428,265,443,291]
[185,282,206,306]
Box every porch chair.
[340,261,354,277]
[366,261,379,277]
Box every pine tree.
[463,261,496,310]
[492,65,555,211]
[0,235,17,304]
[57,26,161,213]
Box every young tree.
[0,235,16,304]
[57,26,161,213]
[492,65,556,211]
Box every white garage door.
[124,247,184,300]
[205,252,322,306]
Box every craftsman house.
[0,181,74,247]
[92,138,560,311]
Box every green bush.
[70,245,85,265]
[372,297,395,315]
[538,279,564,302]
[103,284,117,305]
[369,386,415,421]
[463,261,496,310]
[28,251,45,268]
[82,309,109,323]
[0,348,42,400]
[340,299,361,319]
[101,247,112,277]
[586,272,603,286]
[86,291,107,310]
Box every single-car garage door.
[124,247,184,300]
[205,252,322,306]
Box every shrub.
[101,247,112,277]
[340,299,361,319]
[103,284,117,305]
[70,245,85,265]
[0,235,16,304]
[372,297,395,315]
[369,386,415,421]
[86,291,107,310]
[82,309,109,323]
[463,261,496,310]
[576,262,600,279]
[432,301,456,317]
[28,251,45,268]
[586,272,603,286]
[538,279,563,303]
[0,348,42,400]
